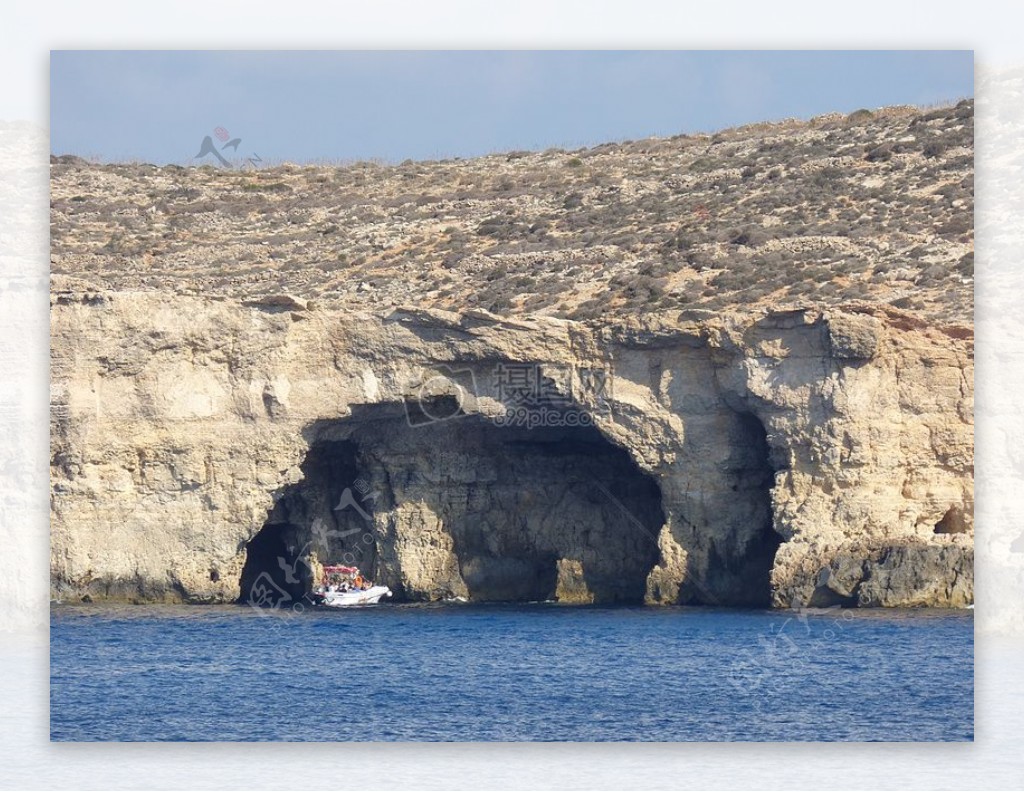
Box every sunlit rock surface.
[50,289,973,607]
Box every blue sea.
[49,604,973,742]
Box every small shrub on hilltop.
[728,227,768,247]
[813,166,845,189]
[846,108,874,124]
[864,144,893,162]
[937,216,972,238]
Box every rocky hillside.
[50,101,973,325]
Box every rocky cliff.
[50,285,973,607]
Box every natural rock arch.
[239,400,669,605]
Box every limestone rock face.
[49,287,973,608]
[826,312,882,360]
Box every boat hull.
[320,585,392,607]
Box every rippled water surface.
[50,603,973,741]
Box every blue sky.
[49,51,973,165]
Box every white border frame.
[3,2,1023,787]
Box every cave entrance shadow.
[239,401,666,605]
[449,424,665,604]
[238,521,308,607]
[238,439,367,607]
[683,410,782,607]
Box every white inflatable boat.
[321,584,393,607]
[315,565,392,607]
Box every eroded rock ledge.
[50,288,974,608]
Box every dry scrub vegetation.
[51,101,973,324]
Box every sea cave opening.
[238,439,363,608]
[238,521,308,607]
[696,410,782,607]
[239,401,666,605]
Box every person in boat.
[354,574,366,590]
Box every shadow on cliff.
[675,408,782,608]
